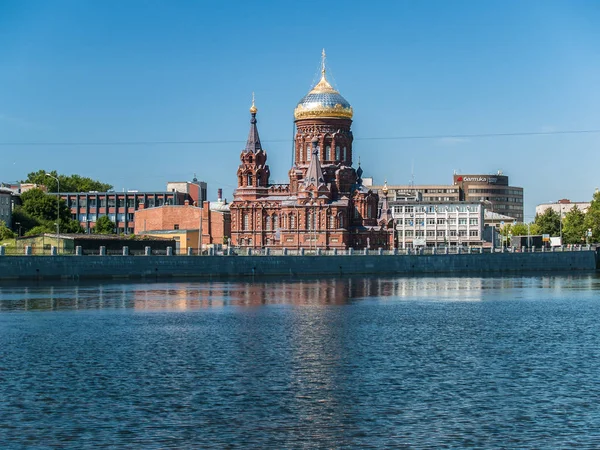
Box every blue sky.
[1,0,599,219]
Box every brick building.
[134,189,231,252]
[230,52,393,250]
[59,179,206,234]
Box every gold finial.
[321,48,326,76]
[249,92,257,114]
[382,179,389,194]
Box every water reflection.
[0,274,598,312]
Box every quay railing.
[0,244,596,257]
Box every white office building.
[390,200,485,249]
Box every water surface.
[1,275,600,448]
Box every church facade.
[230,54,393,250]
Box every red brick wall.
[134,205,201,234]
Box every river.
[1,275,599,448]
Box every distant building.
[57,179,206,234]
[371,171,524,222]
[535,199,590,217]
[0,188,13,228]
[134,189,231,253]
[453,172,523,222]
[166,177,207,205]
[386,194,485,248]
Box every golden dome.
[294,50,353,120]
[250,92,257,114]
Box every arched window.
[339,214,344,228]
[247,174,252,186]
[343,147,347,161]
[273,214,278,229]
[306,211,311,230]
[329,214,336,229]
[326,145,331,160]
[290,214,296,229]
[335,146,340,160]
[307,145,311,161]
[265,215,271,231]
[243,213,250,230]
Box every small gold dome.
[250,92,257,114]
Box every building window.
[247,174,252,186]
[427,218,436,225]
[265,216,271,231]
[437,231,445,237]
[329,214,335,229]
[469,218,478,225]
[459,218,467,225]
[343,146,347,160]
[458,230,467,237]
[426,230,435,237]
[273,214,278,229]
[405,230,413,237]
[469,230,478,236]
[243,213,249,231]
[307,145,311,161]
[174,224,179,230]
[290,214,296,229]
[108,197,116,208]
[326,145,331,160]
[336,146,340,160]
[437,218,445,224]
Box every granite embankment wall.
[0,250,598,281]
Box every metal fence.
[0,244,596,257]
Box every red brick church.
[230,52,394,250]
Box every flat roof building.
[371,172,524,222]
[535,199,590,217]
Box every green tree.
[94,216,116,234]
[23,169,113,193]
[583,189,600,243]
[534,208,561,236]
[562,206,586,244]
[17,188,83,235]
[0,220,15,240]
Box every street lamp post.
[45,173,60,253]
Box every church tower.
[235,95,270,201]
[290,50,356,195]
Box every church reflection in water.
[2,276,594,312]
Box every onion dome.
[294,50,353,120]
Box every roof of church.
[303,140,325,189]
[294,50,353,120]
[244,96,262,153]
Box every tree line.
[503,189,600,245]
[0,170,116,239]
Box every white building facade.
[391,201,485,249]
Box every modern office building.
[60,179,206,234]
[388,198,485,249]
[453,172,523,222]
[371,172,524,223]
